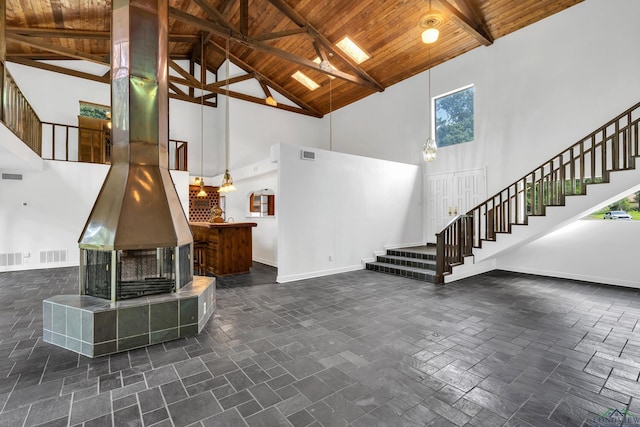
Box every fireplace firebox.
[80,244,192,301]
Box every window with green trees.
[79,101,110,120]
[434,85,474,147]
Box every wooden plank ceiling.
[4,0,583,117]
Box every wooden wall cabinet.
[190,222,257,276]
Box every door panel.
[426,169,485,243]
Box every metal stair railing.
[436,101,640,284]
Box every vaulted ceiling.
[4,0,583,117]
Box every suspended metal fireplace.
[43,0,215,358]
[77,0,192,301]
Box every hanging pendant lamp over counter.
[219,37,237,193]
[197,32,208,197]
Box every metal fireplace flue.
[44,0,214,359]
[77,0,192,301]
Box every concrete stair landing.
[366,246,437,283]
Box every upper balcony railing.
[436,101,640,283]
[1,63,187,171]
[1,63,42,155]
[40,121,188,171]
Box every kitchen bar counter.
[190,222,257,276]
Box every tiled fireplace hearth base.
[42,276,215,357]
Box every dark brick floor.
[1,265,640,426]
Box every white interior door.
[453,170,485,214]
[425,169,486,243]
[426,175,452,243]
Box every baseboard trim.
[276,264,362,283]
[498,265,640,289]
[252,256,277,268]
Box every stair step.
[386,248,436,261]
[376,255,436,271]
[365,261,436,283]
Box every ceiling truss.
[2,0,534,117]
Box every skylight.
[336,36,370,64]
[292,71,320,90]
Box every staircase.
[365,246,437,283]
[436,101,640,284]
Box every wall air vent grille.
[301,150,316,161]
[2,173,23,180]
[0,252,23,266]
[39,250,68,264]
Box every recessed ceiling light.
[336,36,370,64]
[292,71,320,90]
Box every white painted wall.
[497,220,640,289]
[276,143,422,283]
[332,0,640,196]
[226,97,326,171]
[0,160,189,272]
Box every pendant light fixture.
[423,48,437,162]
[329,77,333,151]
[420,0,443,45]
[219,37,236,193]
[197,33,208,197]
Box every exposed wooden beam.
[258,79,272,98]
[206,39,321,116]
[6,27,199,43]
[6,27,109,39]
[191,0,233,29]
[204,72,254,90]
[50,0,66,29]
[169,34,201,43]
[189,59,195,97]
[8,56,221,110]
[265,0,305,26]
[253,27,306,42]
[223,89,321,117]
[265,0,384,92]
[220,0,234,16]
[7,33,109,65]
[7,57,109,83]
[170,92,216,108]
[169,7,380,91]
[239,0,249,36]
[169,82,186,96]
[169,59,200,86]
[437,0,493,46]
[5,52,191,61]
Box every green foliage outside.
[79,103,109,120]
[435,86,474,147]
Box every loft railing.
[0,65,42,155]
[41,122,189,171]
[435,101,640,284]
